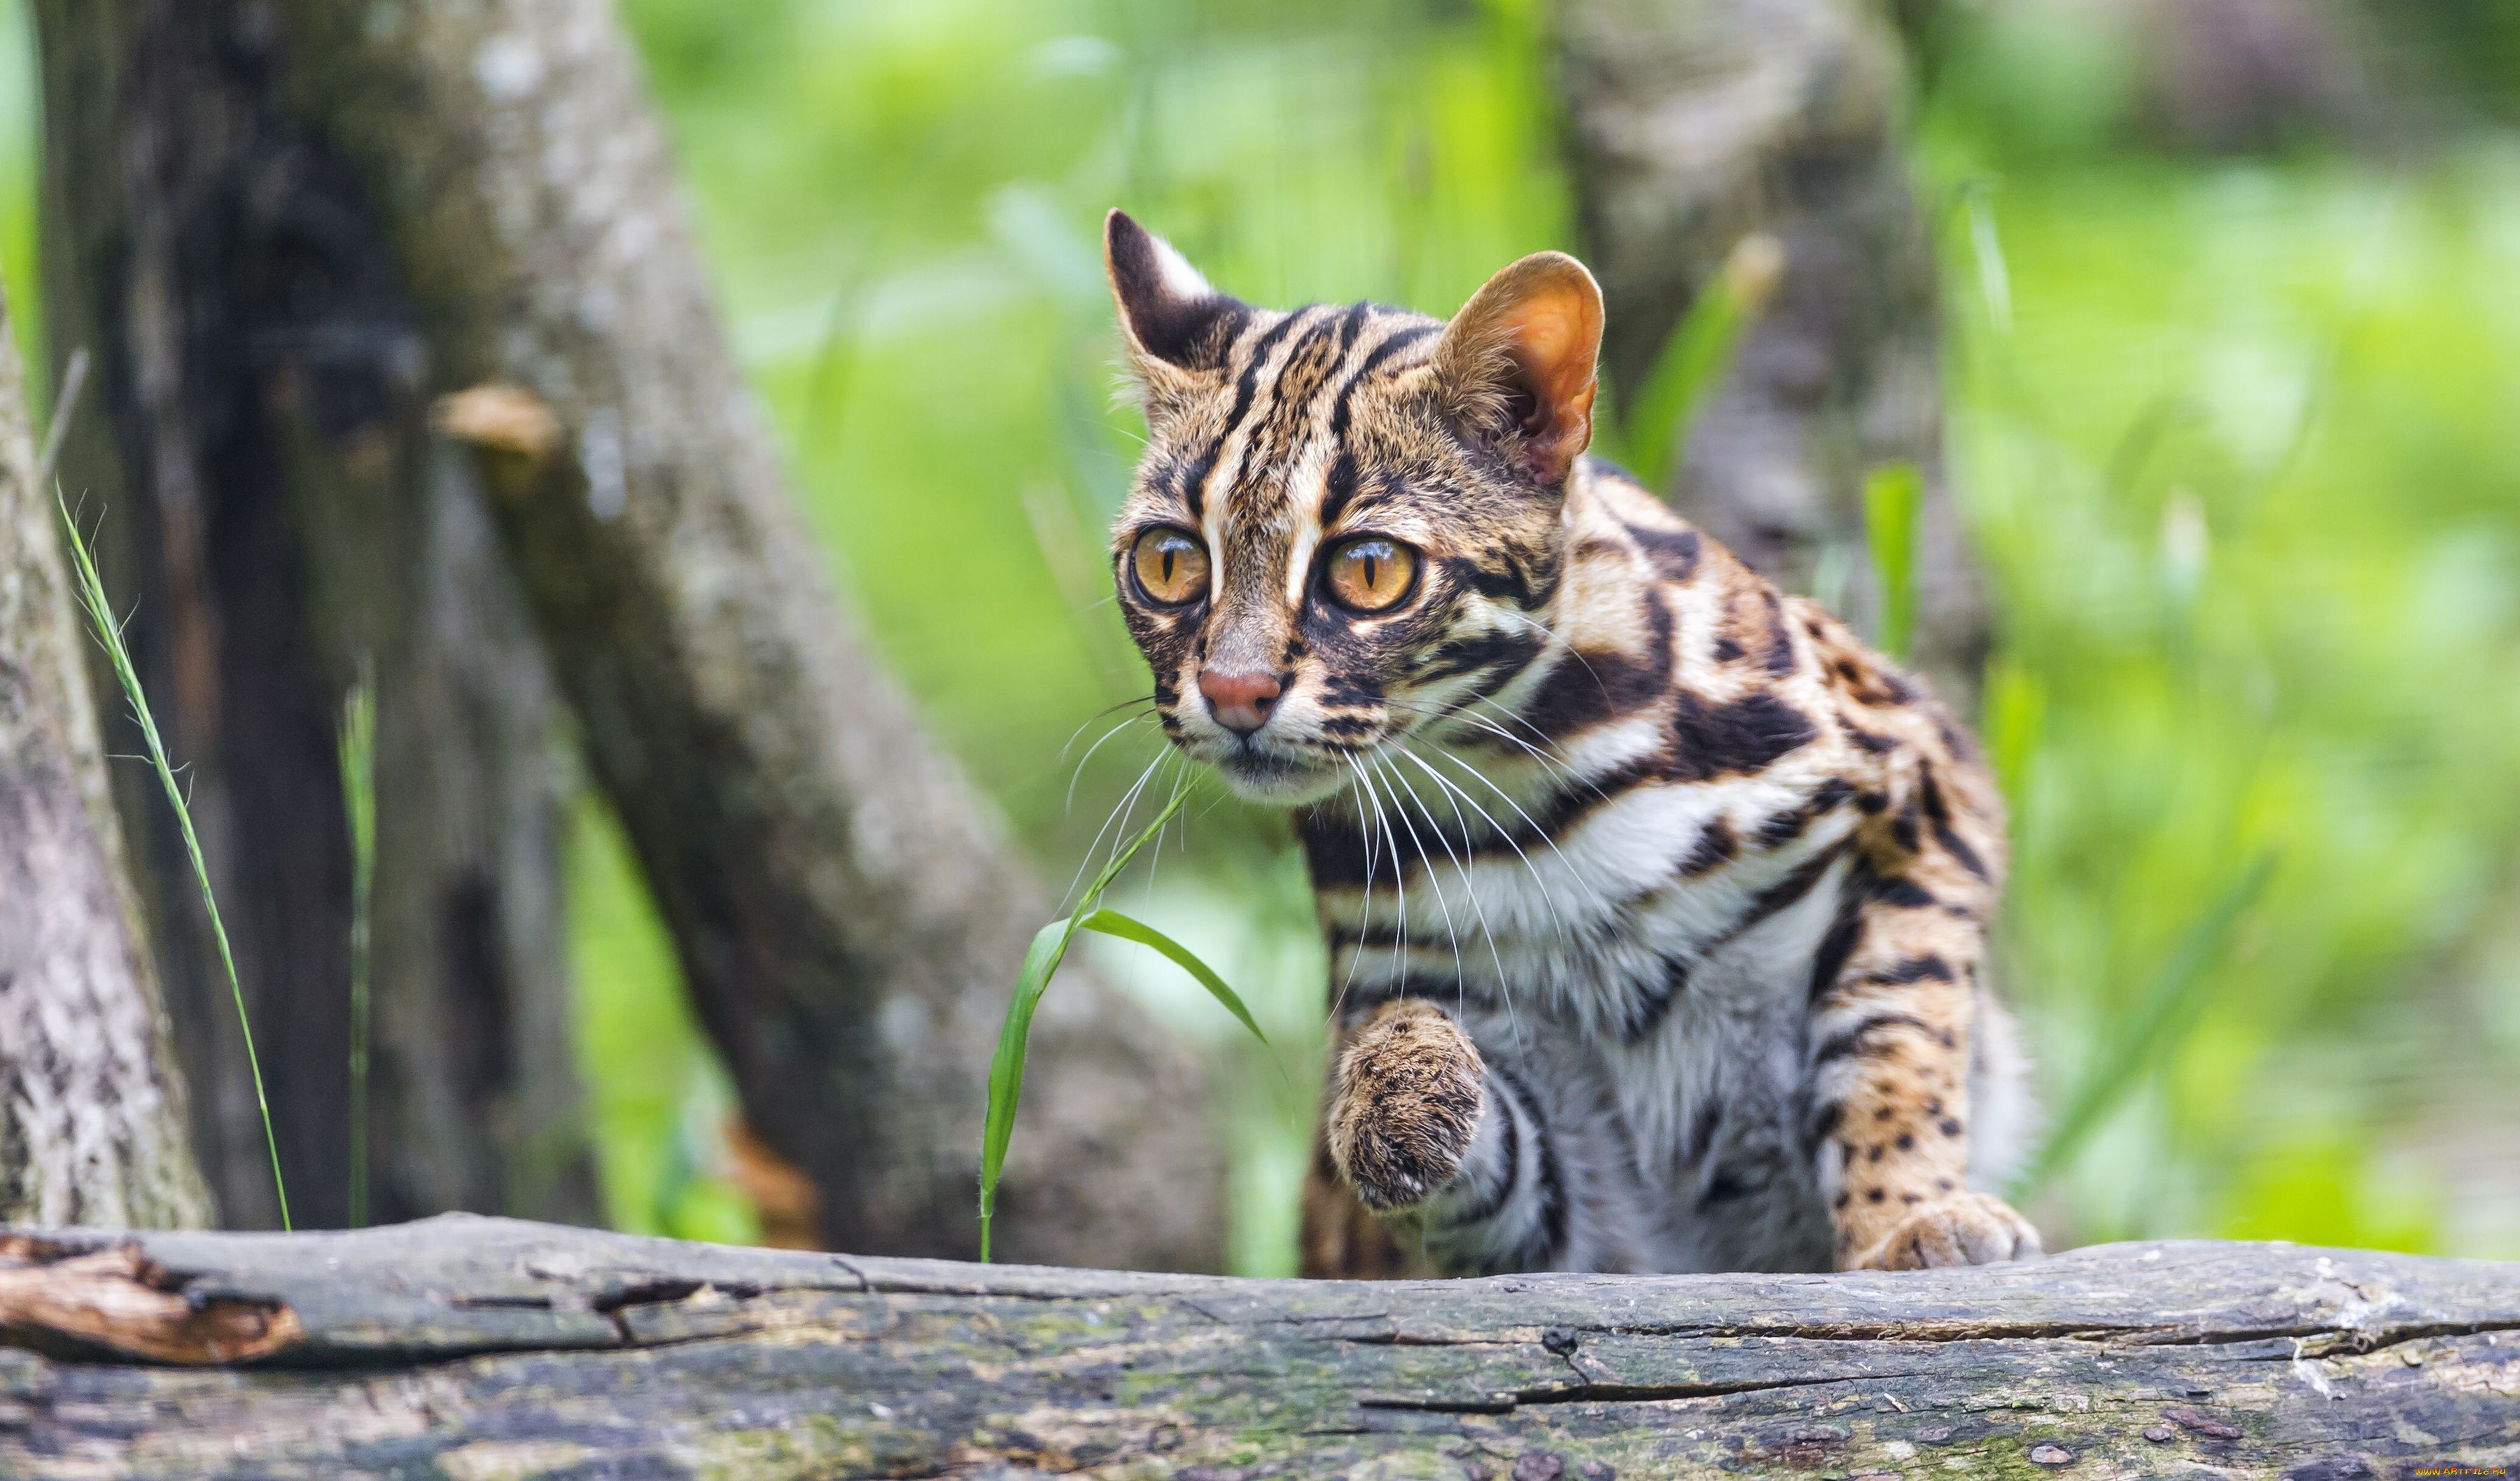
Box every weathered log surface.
[0,1216,2509,1478]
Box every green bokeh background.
[3,0,2514,1265]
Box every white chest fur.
[1323,773,1864,1272]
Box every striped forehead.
[1184,302,1441,594]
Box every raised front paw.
[1326,999,1484,1212]
[1843,1190,2043,1270]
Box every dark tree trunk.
[37,0,1222,1264]
[0,1216,2514,1476]
[0,283,214,1228]
[30,0,600,1230]
[270,0,1223,1268]
[1559,0,1992,704]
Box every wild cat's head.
[1103,210,1604,805]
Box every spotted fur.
[1102,210,2039,1276]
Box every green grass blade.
[978,916,1076,1263]
[1616,232,1784,490]
[1863,462,1922,662]
[1078,785,1188,908]
[56,492,291,1229]
[338,666,377,1228]
[981,784,1227,1261]
[1077,908,1267,1046]
[2012,852,2276,1196]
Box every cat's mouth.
[1208,738,1350,806]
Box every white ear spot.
[1107,209,1245,374]
[1147,232,1214,302]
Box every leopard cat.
[1100,209,2040,1277]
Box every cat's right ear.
[1106,211,1249,391]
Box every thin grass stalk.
[55,492,292,1230]
[340,666,377,1227]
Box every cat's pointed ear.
[1106,210,1249,379]
[1433,251,1604,488]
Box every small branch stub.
[0,1239,299,1363]
[433,384,565,465]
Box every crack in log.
[1324,1314,2520,1352]
[2286,1320,2520,1358]
[1360,1369,1907,1414]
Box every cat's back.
[1564,454,2007,902]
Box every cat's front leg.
[1326,998,1486,1211]
[1314,997,1578,1275]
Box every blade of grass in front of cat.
[978,787,1262,1260]
[1076,908,1268,1045]
[56,493,292,1230]
[977,787,1182,1261]
[979,916,1074,1263]
[2013,852,2276,1196]
[339,667,377,1228]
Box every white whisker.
[1351,755,1411,989]
[1067,748,1166,910]
[1392,739,1572,954]
[1373,752,1471,1003]
[1065,712,1157,813]
[1382,745,1518,1036]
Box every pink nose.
[1198,670,1282,736]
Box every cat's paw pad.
[1845,1190,2042,1270]
[1327,999,1484,1212]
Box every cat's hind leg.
[1807,867,2043,1270]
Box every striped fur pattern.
[1102,211,2039,1276]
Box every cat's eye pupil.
[1131,526,1207,607]
[1324,535,1418,613]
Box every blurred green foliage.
[2,0,2514,1263]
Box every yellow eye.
[1322,536,1420,613]
[1130,526,1209,606]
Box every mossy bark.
[0,1216,2512,1477]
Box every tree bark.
[1559,0,1992,703]
[0,1216,2512,1478]
[0,285,214,1229]
[261,0,1223,1265]
[31,0,600,1229]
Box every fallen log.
[0,1216,2510,1478]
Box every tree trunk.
[30,0,601,1230]
[0,284,214,1229]
[0,1216,2512,1477]
[1559,0,1992,703]
[262,0,1224,1265]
